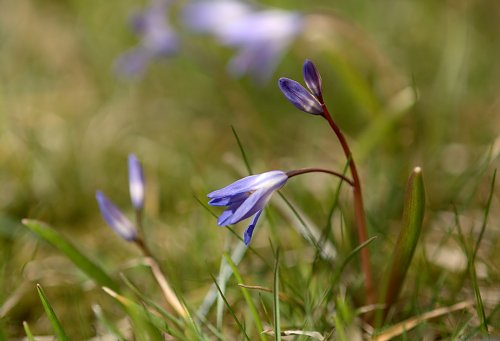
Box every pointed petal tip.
[303,59,323,98]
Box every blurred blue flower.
[96,191,137,241]
[208,170,288,245]
[128,154,145,210]
[278,77,323,114]
[183,1,303,82]
[115,0,178,78]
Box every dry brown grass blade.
[237,283,290,301]
[372,300,474,341]
[143,257,189,318]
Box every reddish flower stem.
[286,167,354,187]
[320,102,375,306]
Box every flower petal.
[278,78,323,115]
[207,171,286,199]
[217,208,235,226]
[229,187,272,224]
[303,59,322,98]
[244,210,263,245]
[96,191,137,241]
[208,192,249,206]
[128,154,145,210]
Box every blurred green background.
[0,0,499,338]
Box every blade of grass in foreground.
[378,167,425,325]
[102,287,166,341]
[224,253,266,341]
[469,169,495,333]
[273,249,281,341]
[92,304,127,341]
[22,321,35,341]
[210,273,251,341]
[36,284,69,341]
[22,219,119,292]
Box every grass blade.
[273,249,281,341]
[373,301,473,341]
[36,284,69,341]
[231,125,253,174]
[224,253,266,341]
[378,167,425,324]
[22,321,35,341]
[210,273,251,341]
[22,219,119,292]
[469,169,496,333]
[102,287,165,341]
[92,304,127,341]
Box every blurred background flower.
[183,0,303,82]
[115,0,178,78]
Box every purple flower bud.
[96,191,137,241]
[303,59,323,99]
[128,154,145,210]
[278,78,323,115]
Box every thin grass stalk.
[36,284,69,341]
[273,249,281,341]
[210,274,251,341]
[469,169,496,333]
[22,321,35,341]
[224,254,266,341]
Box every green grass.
[0,0,499,339]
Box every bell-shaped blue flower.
[278,78,323,115]
[208,170,288,245]
[128,154,145,210]
[303,59,323,99]
[96,191,137,241]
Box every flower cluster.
[207,60,351,246]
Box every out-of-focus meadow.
[0,0,499,339]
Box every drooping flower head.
[115,0,178,78]
[208,171,288,245]
[279,59,324,115]
[128,154,145,210]
[96,191,138,241]
[183,1,303,82]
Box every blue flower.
[208,170,288,245]
[278,78,323,114]
[115,0,178,78]
[96,191,137,241]
[183,1,302,82]
[279,59,326,115]
[303,59,323,99]
[128,154,145,210]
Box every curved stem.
[321,103,375,306]
[286,167,354,187]
[134,236,188,318]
